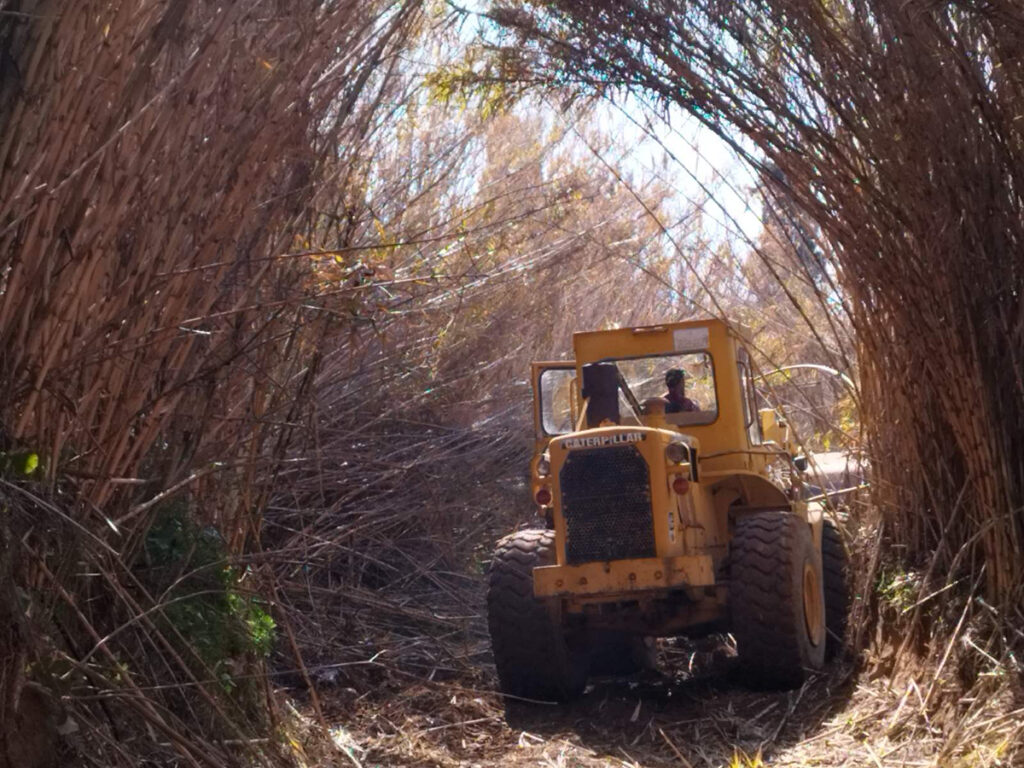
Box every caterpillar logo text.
[562,432,645,449]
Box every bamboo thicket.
[491,0,1024,614]
[0,1,424,764]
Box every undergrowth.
[142,503,276,721]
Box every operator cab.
[535,352,718,430]
[535,323,764,436]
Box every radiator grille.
[559,445,655,565]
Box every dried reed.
[489,0,1024,666]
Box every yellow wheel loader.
[486,319,849,701]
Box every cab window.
[615,351,718,426]
[737,350,763,445]
[539,368,575,435]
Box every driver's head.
[665,368,685,393]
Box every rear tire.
[822,518,849,659]
[731,511,826,688]
[487,529,587,702]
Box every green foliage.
[230,591,276,658]
[876,568,920,613]
[423,44,528,117]
[144,504,276,697]
[0,450,41,476]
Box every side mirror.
[793,455,808,472]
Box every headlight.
[665,441,688,464]
[537,453,551,477]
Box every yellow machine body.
[528,318,817,636]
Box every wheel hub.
[803,561,824,647]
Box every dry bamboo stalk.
[0,1,438,760]
[490,0,1024,613]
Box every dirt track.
[332,656,857,767]
[309,633,980,768]
[292,470,1010,768]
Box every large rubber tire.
[486,529,587,702]
[587,632,657,676]
[731,511,826,688]
[822,518,849,659]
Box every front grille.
[559,445,655,564]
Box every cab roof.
[571,318,734,365]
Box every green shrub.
[143,504,276,702]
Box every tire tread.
[731,511,825,688]
[487,529,586,702]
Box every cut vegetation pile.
[281,478,1020,768]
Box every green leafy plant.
[0,450,41,476]
[877,568,921,613]
[143,504,276,700]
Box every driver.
[664,368,699,413]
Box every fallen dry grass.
[274,462,1022,768]
[290,611,1022,768]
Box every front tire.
[731,511,826,688]
[486,529,587,702]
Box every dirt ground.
[285,474,1019,768]
[298,632,1015,768]
[328,651,855,767]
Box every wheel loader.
[487,318,848,701]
